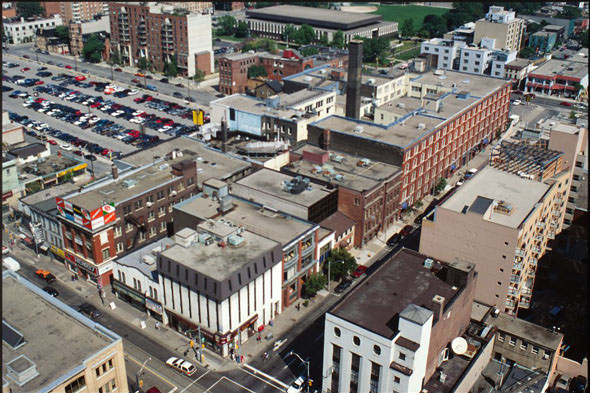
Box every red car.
[34,81,44,85]
[560,101,572,107]
[73,150,83,156]
[91,103,101,108]
[134,97,144,103]
[75,75,86,81]
[47,139,57,145]
[65,65,73,69]
[145,96,153,101]
[400,225,413,237]
[20,67,30,72]
[131,78,140,84]
[128,130,141,138]
[352,265,368,278]
[101,148,112,156]
[75,110,82,115]
[35,98,45,103]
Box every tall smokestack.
[345,40,363,119]
[111,164,118,179]
[221,120,228,153]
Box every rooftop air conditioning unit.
[417,123,426,129]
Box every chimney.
[221,120,228,153]
[345,40,363,119]
[111,164,118,179]
[432,295,445,322]
[322,128,331,150]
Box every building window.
[334,327,341,337]
[135,199,143,210]
[148,211,155,221]
[394,376,400,384]
[102,248,110,260]
[116,243,124,253]
[520,342,528,350]
[160,221,167,232]
[331,345,342,393]
[353,336,360,346]
[531,346,539,354]
[399,352,406,361]
[509,337,516,346]
[369,362,381,393]
[65,376,86,393]
[350,353,360,393]
[498,332,505,342]
[373,345,381,355]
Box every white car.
[37,108,48,113]
[512,99,522,106]
[74,120,84,126]
[158,126,172,132]
[100,106,111,111]
[129,118,142,124]
[286,376,305,393]
[88,117,100,124]
[23,102,32,107]
[127,89,139,95]
[132,110,143,116]
[165,357,196,376]
[112,111,124,117]
[60,143,73,151]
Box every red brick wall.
[195,51,212,75]
[2,7,16,18]
[337,187,365,247]
[40,1,60,17]
[218,54,258,95]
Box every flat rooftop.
[506,58,533,69]
[278,89,333,108]
[17,154,86,178]
[330,248,458,338]
[440,166,551,228]
[2,272,118,393]
[233,168,333,208]
[175,194,316,245]
[220,51,261,61]
[160,229,279,282]
[286,66,393,87]
[67,156,194,211]
[530,58,588,79]
[409,71,507,98]
[115,237,175,279]
[488,313,563,349]
[246,5,383,30]
[19,182,80,208]
[212,94,299,119]
[290,145,401,192]
[116,136,252,187]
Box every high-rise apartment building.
[419,166,570,316]
[109,2,213,76]
[40,1,61,18]
[60,2,109,24]
[474,6,525,51]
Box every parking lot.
[3,58,207,161]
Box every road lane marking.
[204,376,256,393]
[241,364,289,390]
[179,370,209,393]
[125,353,178,390]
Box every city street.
[5,44,217,109]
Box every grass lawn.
[372,4,448,26]
[395,46,421,61]
[215,35,245,42]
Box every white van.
[3,257,21,272]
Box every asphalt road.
[6,45,216,109]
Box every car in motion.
[35,269,56,284]
[286,376,306,393]
[43,286,59,297]
[165,357,197,376]
[78,303,102,319]
[400,225,413,237]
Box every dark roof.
[8,143,47,158]
[320,211,355,238]
[468,196,494,215]
[260,80,283,93]
[395,336,420,352]
[246,5,383,31]
[329,248,458,339]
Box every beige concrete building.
[60,2,109,24]
[419,166,569,316]
[159,2,213,14]
[2,271,128,393]
[474,6,525,51]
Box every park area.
[371,4,449,27]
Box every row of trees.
[217,15,249,38]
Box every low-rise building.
[2,111,24,146]
[521,15,576,39]
[3,15,62,44]
[2,271,128,393]
[528,31,558,54]
[504,58,535,90]
[2,155,21,211]
[443,22,475,44]
[321,248,477,393]
[173,182,322,310]
[419,166,570,316]
[525,57,589,99]
[69,14,110,59]
[246,5,397,45]
[158,226,283,357]
[319,211,355,251]
[231,168,338,223]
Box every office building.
[160,2,213,14]
[60,2,109,24]
[474,6,525,51]
[56,152,198,286]
[2,271,128,393]
[109,2,213,76]
[321,248,477,393]
[3,15,62,44]
[419,166,570,315]
[246,5,397,45]
[528,31,558,54]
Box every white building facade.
[3,15,63,44]
[322,304,433,393]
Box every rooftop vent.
[353,126,363,133]
[122,179,137,189]
[332,155,344,163]
[397,103,405,108]
[142,255,156,265]
[5,355,39,387]
[283,176,310,194]
[357,158,371,167]
[367,78,376,85]
[424,258,434,268]
[417,123,426,129]
[3,321,25,350]
[334,174,344,182]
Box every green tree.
[319,32,329,46]
[164,57,178,77]
[434,178,447,194]
[300,46,319,57]
[247,64,267,78]
[55,25,70,43]
[559,6,582,18]
[324,248,357,282]
[400,18,415,38]
[217,15,236,36]
[519,47,536,58]
[422,14,448,38]
[295,24,315,45]
[282,24,297,43]
[235,21,249,38]
[16,1,43,18]
[137,57,151,70]
[193,69,205,86]
[331,30,345,49]
[254,2,274,8]
[82,34,104,63]
[359,36,390,64]
[302,273,327,298]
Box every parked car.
[334,279,353,294]
[35,269,56,283]
[286,376,306,393]
[166,357,196,376]
[570,376,587,393]
[559,101,572,107]
[65,65,72,69]
[387,233,402,247]
[173,92,183,98]
[78,303,101,319]
[555,375,571,391]
[43,286,59,297]
[351,265,367,278]
[464,168,478,179]
[114,68,122,72]
[400,225,413,237]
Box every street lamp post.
[135,357,151,393]
[327,259,344,292]
[287,351,311,393]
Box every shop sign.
[145,298,163,314]
[66,251,97,275]
[97,261,113,276]
[239,314,258,331]
[113,281,145,304]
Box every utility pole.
[327,260,344,292]
[287,351,311,393]
[135,357,151,393]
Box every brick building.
[56,152,197,287]
[285,145,401,248]
[69,15,110,59]
[218,49,314,96]
[40,1,61,18]
[321,248,477,393]
[109,2,213,76]
[60,2,109,24]
[306,70,512,211]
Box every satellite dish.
[451,337,468,355]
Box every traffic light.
[190,340,194,348]
[139,380,143,388]
[308,379,313,387]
